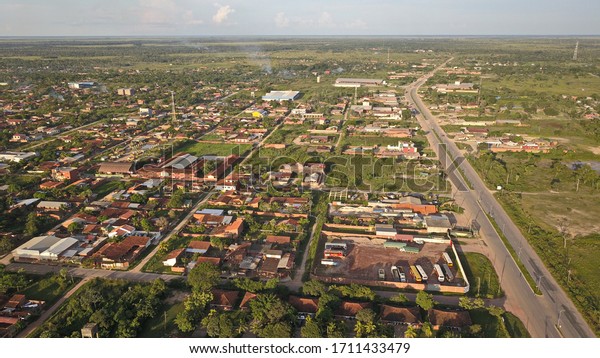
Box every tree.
[67,222,82,234]
[469,324,483,337]
[300,316,322,338]
[259,321,292,338]
[389,293,409,304]
[140,218,154,232]
[156,216,169,230]
[487,305,505,318]
[354,320,376,338]
[404,325,420,338]
[302,280,327,297]
[0,237,12,255]
[24,212,40,236]
[187,262,220,292]
[356,308,376,324]
[458,297,474,310]
[421,322,434,338]
[416,291,436,311]
[326,320,346,338]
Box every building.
[428,309,472,330]
[210,289,240,311]
[12,235,79,261]
[335,78,385,87]
[380,305,422,326]
[425,214,452,234]
[186,241,211,254]
[262,90,301,102]
[0,151,37,163]
[288,296,318,319]
[98,162,135,175]
[334,301,372,320]
[93,235,151,269]
[375,224,397,238]
[68,81,96,89]
[117,88,136,96]
[162,248,185,267]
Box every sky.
[0,0,599,37]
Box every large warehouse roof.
[262,90,301,101]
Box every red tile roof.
[288,296,318,314]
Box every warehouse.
[262,90,301,102]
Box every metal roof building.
[262,90,301,101]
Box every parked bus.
[415,265,428,281]
[442,263,454,281]
[443,252,454,267]
[409,265,422,282]
[434,263,445,282]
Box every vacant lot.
[175,140,252,157]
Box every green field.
[175,140,252,157]
[139,300,186,338]
[459,252,503,299]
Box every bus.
[443,252,454,267]
[442,263,454,281]
[409,265,422,282]
[415,265,428,281]
[434,264,445,282]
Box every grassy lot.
[93,180,123,199]
[483,74,600,97]
[469,309,510,338]
[175,140,252,157]
[503,311,531,338]
[142,235,194,274]
[139,300,186,338]
[20,274,81,307]
[459,252,503,299]
[264,125,311,145]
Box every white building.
[0,151,38,163]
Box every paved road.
[130,191,213,273]
[405,60,594,338]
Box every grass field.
[459,252,503,299]
[139,300,186,338]
[21,274,81,307]
[175,140,252,157]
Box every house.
[334,301,372,320]
[117,88,135,96]
[0,316,20,338]
[425,214,452,234]
[265,235,291,245]
[239,292,257,311]
[52,167,79,181]
[37,201,69,212]
[186,241,211,254]
[195,256,221,266]
[380,305,422,326]
[93,235,151,269]
[10,133,29,143]
[98,162,135,175]
[162,248,185,267]
[428,309,472,330]
[257,257,280,278]
[288,296,318,319]
[210,289,240,311]
[211,218,244,239]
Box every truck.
[434,263,445,282]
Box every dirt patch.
[165,290,187,305]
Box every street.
[405,59,594,338]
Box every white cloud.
[212,4,234,24]
[318,12,334,27]
[274,12,290,28]
[183,10,204,25]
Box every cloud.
[212,4,234,24]
[318,12,334,27]
[274,12,290,28]
[183,10,204,25]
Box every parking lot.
[316,236,466,287]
